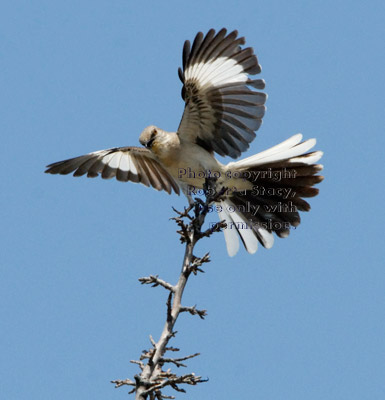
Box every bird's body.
[140,126,226,191]
[46,28,324,256]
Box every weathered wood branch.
[112,179,225,399]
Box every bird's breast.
[153,142,224,189]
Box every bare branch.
[130,360,145,370]
[180,305,207,319]
[139,275,175,292]
[113,178,220,399]
[155,393,175,400]
[164,346,179,352]
[199,220,227,239]
[149,335,157,348]
[171,205,193,220]
[161,353,201,368]
[141,373,205,396]
[111,378,136,388]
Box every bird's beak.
[141,137,156,149]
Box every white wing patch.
[107,152,122,169]
[45,147,180,194]
[178,29,266,159]
[185,57,248,89]
[123,153,138,175]
[118,152,130,172]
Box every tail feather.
[228,134,303,169]
[227,134,322,169]
[216,199,270,256]
[226,200,261,254]
[217,202,240,257]
[218,135,323,256]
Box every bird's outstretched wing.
[177,28,267,159]
[45,146,180,194]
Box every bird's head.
[139,125,161,150]
[139,126,177,155]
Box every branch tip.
[180,305,207,319]
[139,275,174,292]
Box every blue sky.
[1,1,385,399]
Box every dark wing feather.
[178,28,266,159]
[45,146,180,195]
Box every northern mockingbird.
[45,28,323,256]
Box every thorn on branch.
[199,220,227,239]
[192,252,210,267]
[155,392,175,399]
[165,346,179,352]
[141,373,206,396]
[171,205,193,220]
[139,275,174,292]
[180,305,207,319]
[140,349,155,362]
[171,206,195,244]
[171,179,227,247]
[149,335,157,348]
[173,218,190,244]
[187,253,210,275]
[111,378,135,388]
[130,359,145,370]
[170,383,186,393]
[161,352,201,368]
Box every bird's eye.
[151,129,157,135]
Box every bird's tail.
[217,134,324,256]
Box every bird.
[45,28,323,257]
